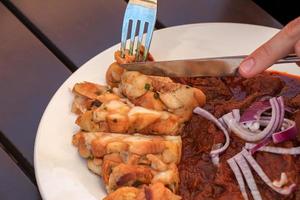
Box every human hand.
[239,17,300,78]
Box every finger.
[239,17,300,78]
[295,39,300,67]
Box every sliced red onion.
[222,98,279,142]
[222,97,289,142]
[249,118,297,153]
[258,116,274,126]
[245,143,300,155]
[218,117,228,129]
[260,106,296,116]
[259,117,295,129]
[285,106,297,114]
[249,137,271,154]
[232,109,241,121]
[272,119,298,143]
[227,158,249,200]
[211,143,222,166]
[259,95,273,101]
[240,100,271,123]
[276,96,285,131]
[194,107,230,164]
[241,96,295,125]
[241,149,296,195]
[270,98,281,135]
[234,153,262,200]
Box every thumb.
[239,17,300,78]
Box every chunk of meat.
[173,77,232,102]
[242,73,284,96]
[213,92,263,118]
[294,111,300,141]
[288,94,300,109]
[177,72,300,200]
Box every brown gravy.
[174,72,300,200]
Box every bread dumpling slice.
[72,132,181,193]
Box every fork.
[121,0,157,61]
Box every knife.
[120,54,300,77]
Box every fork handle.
[134,0,157,3]
[130,0,157,8]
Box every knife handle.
[236,54,300,64]
[274,54,300,64]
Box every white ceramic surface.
[35,23,300,200]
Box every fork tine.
[136,21,145,61]
[121,6,132,57]
[143,21,155,61]
[121,18,130,57]
[129,19,137,55]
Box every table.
[0,0,281,199]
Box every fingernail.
[240,57,255,73]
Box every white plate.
[35,23,300,200]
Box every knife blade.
[120,55,245,77]
[120,54,300,77]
